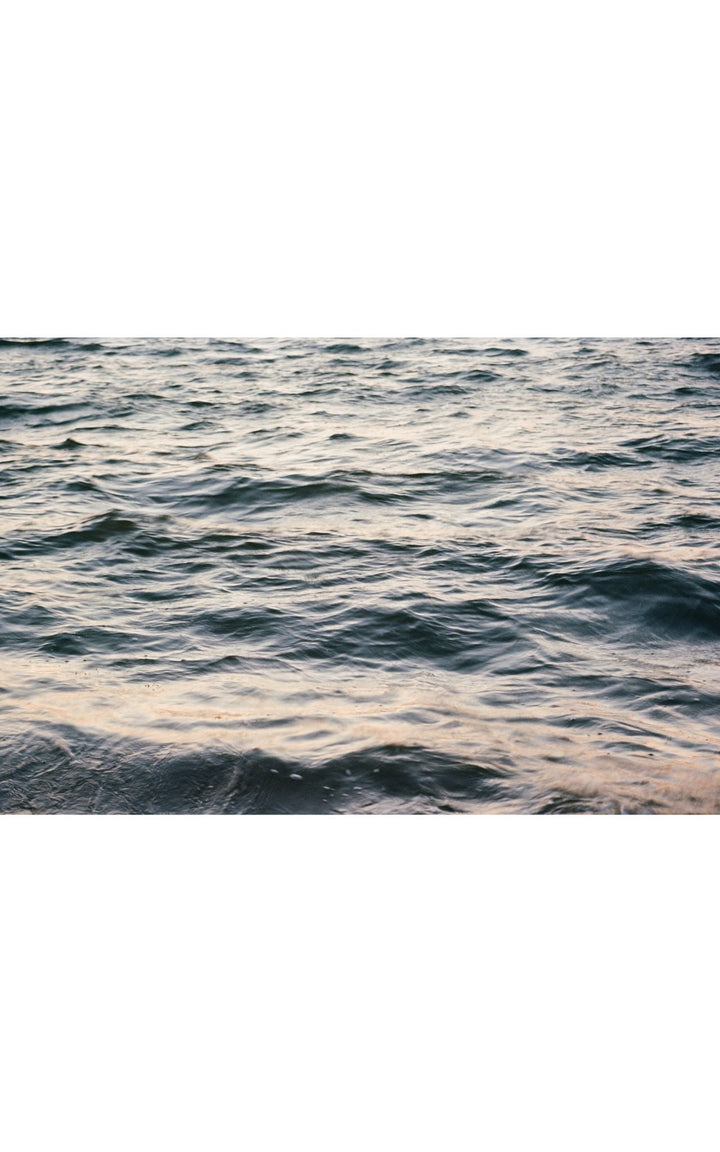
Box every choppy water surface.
[1,337,719,813]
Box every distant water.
[1,337,719,813]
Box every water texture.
[1,337,719,813]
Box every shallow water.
[1,336,719,813]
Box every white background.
[2,1,719,1149]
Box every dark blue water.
[1,337,719,812]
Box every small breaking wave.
[0,730,514,814]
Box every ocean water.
[1,336,719,813]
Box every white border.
[3,816,718,1151]
[3,1,718,335]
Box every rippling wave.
[1,337,719,813]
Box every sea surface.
[1,337,719,813]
